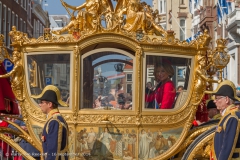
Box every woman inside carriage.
[145,60,176,109]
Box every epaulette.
[223,111,239,131]
[45,115,68,134]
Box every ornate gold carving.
[0,49,25,101]
[77,114,137,124]
[52,0,167,39]
[73,46,81,124]
[23,100,46,120]
[44,28,52,41]
[135,46,143,126]
[9,26,29,46]
[142,107,191,124]
[0,133,36,160]
[187,133,214,159]
[29,60,37,87]
[190,29,211,49]
[0,118,42,152]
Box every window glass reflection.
[27,54,71,107]
[82,52,133,110]
[145,55,191,109]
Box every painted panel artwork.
[76,127,137,160]
[138,127,183,160]
[75,127,183,160]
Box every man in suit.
[31,85,69,160]
[206,80,240,160]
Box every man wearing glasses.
[31,85,69,160]
[206,80,240,160]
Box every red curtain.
[0,62,19,114]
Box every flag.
[221,0,228,14]
[194,0,200,10]
[217,0,231,24]
[217,1,222,24]
[186,31,201,43]
[189,0,193,14]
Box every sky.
[44,0,153,15]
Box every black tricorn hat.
[206,100,217,109]
[31,85,68,107]
[205,80,240,101]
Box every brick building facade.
[0,0,49,51]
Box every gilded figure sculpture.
[9,26,27,46]
[0,49,24,101]
[52,0,166,37]
[29,60,37,87]
[116,0,166,36]
[193,52,219,104]
[52,0,113,35]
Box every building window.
[7,8,11,47]
[40,23,43,36]
[181,0,184,4]
[126,84,132,94]
[12,12,15,26]
[23,0,26,9]
[126,74,132,82]
[33,19,36,37]
[37,20,40,37]
[158,0,166,14]
[20,18,23,31]
[23,21,26,32]
[3,5,7,41]
[15,15,18,30]
[180,19,186,41]
[27,0,32,22]
[0,2,2,33]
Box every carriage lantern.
[114,63,125,72]
[212,39,230,81]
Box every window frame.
[80,48,135,111]
[25,51,73,110]
[143,52,195,112]
[180,18,186,41]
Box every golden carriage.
[0,0,230,159]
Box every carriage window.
[81,51,133,110]
[26,54,71,107]
[145,55,192,109]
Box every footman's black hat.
[205,80,240,101]
[31,85,68,107]
[206,100,217,109]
